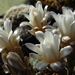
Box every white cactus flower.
[0,19,20,53]
[25,31,73,71]
[52,7,75,43]
[20,1,51,34]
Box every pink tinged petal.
[36,61,49,70]
[60,45,73,58]
[35,31,44,42]
[4,19,12,34]
[25,43,40,54]
[62,36,70,43]
[29,53,42,59]
[50,61,61,71]
[20,22,30,27]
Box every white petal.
[36,1,44,18]
[15,36,20,46]
[52,29,61,38]
[36,1,42,9]
[36,61,49,70]
[62,7,72,15]
[50,61,61,71]
[35,31,44,42]
[62,36,70,43]
[0,35,9,47]
[44,5,48,14]
[13,29,20,37]
[0,47,6,53]
[60,45,73,58]
[0,29,8,37]
[1,53,7,64]
[43,25,54,29]
[29,53,42,59]
[25,43,40,54]
[4,19,12,33]
[24,13,30,20]
[8,30,14,47]
[20,22,30,27]
[53,22,58,27]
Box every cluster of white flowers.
[24,1,74,72]
[1,1,75,75]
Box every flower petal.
[36,61,49,70]
[50,61,61,71]
[20,22,30,27]
[60,45,73,58]
[0,47,6,53]
[1,53,8,64]
[2,64,10,73]
[44,5,48,14]
[8,30,14,47]
[35,31,44,43]
[25,43,40,54]
[29,53,42,59]
[0,35,9,48]
[4,19,12,34]
[62,36,70,43]
[0,29,8,37]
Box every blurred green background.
[0,0,30,15]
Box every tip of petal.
[36,61,49,70]
[50,62,62,71]
[60,45,73,58]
